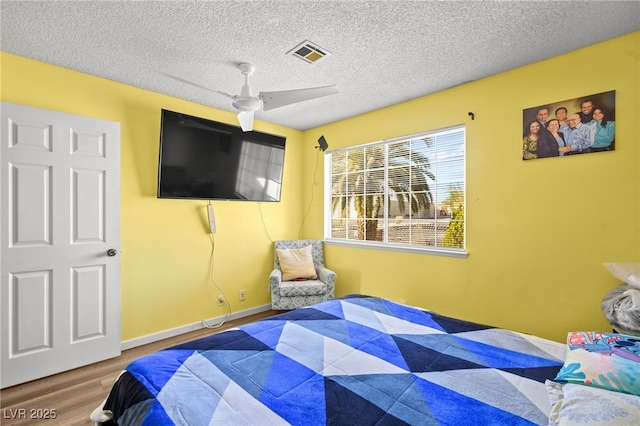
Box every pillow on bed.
[554,332,640,396]
[276,245,317,281]
[546,380,640,426]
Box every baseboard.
[120,303,272,351]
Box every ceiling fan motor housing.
[232,65,261,111]
[232,94,260,111]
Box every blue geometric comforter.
[99,295,566,425]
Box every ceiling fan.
[163,63,338,132]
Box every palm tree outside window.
[326,126,465,255]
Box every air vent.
[288,40,331,63]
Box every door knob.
[107,249,118,257]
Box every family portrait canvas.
[522,90,616,160]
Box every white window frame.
[324,125,467,258]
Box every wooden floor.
[0,310,278,426]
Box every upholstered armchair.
[270,240,336,310]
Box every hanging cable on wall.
[201,202,231,329]
[257,202,274,242]
[299,142,323,239]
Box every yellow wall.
[301,31,640,342]
[1,52,305,341]
[2,31,638,344]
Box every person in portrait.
[535,107,551,131]
[523,120,542,160]
[555,106,568,131]
[559,113,593,155]
[579,99,595,123]
[543,118,565,157]
[588,107,615,152]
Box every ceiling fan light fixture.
[288,40,331,63]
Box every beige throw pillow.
[276,245,317,281]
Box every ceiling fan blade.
[261,86,338,111]
[157,71,234,99]
[237,110,254,132]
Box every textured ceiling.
[1,1,639,130]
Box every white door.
[1,102,121,388]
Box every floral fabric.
[554,332,640,396]
[546,380,640,425]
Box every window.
[325,126,465,256]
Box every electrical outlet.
[217,295,225,306]
[239,289,246,301]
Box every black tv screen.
[157,109,286,201]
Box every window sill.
[323,238,469,258]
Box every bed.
[92,295,573,425]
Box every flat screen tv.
[157,109,287,201]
